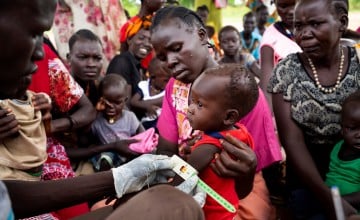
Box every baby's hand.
[0,107,19,140]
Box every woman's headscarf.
[123,15,152,41]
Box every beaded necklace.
[307,48,344,94]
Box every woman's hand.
[111,139,141,158]
[0,107,19,140]
[32,93,52,121]
[342,199,357,219]
[210,133,257,198]
[112,154,175,198]
[145,104,159,119]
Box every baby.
[130,57,170,129]
[92,74,144,171]
[0,91,50,180]
[326,90,360,211]
[185,64,259,220]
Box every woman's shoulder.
[274,53,301,70]
[269,53,303,92]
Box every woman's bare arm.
[4,171,115,218]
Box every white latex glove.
[176,175,207,207]
[112,154,175,198]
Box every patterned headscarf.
[124,14,152,40]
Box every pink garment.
[157,78,282,171]
[129,128,158,153]
[260,23,302,66]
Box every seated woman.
[107,26,153,117]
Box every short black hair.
[243,11,255,21]
[342,90,360,113]
[151,6,205,34]
[332,0,348,15]
[98,74,127,96]
[196,5,209,13]
[218,25,239,42]
[256,4,268,13]
[68,29,102,51]
[202,64,259,118]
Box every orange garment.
[119,15,152,43]
[235,172,276,220]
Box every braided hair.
[151,6,205,34]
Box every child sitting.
[184,64,259,220]
[218,25,261,79]
[130,57,170,129]
[92,74,144,171]
[325,90,360,211]
[0,91,51,181]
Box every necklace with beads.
[307,48,344,94]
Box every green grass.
[350,0,360,11]
[122,0,140,17]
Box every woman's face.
[0,0,56,99]
[128,29,153,60]
[151,19,209,84]
[69,39,103,82]
[294,0,342,59]
[275,0,296,28]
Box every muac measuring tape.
[170,155,236,213]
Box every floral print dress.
[52,0,127,69]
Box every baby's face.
[187,74,228,132]
[101,86,127,120]
[342,102,360,151]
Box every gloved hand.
[176,175,207,207]
[112,154,175,198]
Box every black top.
[106,51,144,95]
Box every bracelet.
[66,115,74,130]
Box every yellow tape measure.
[197,178,236,213]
